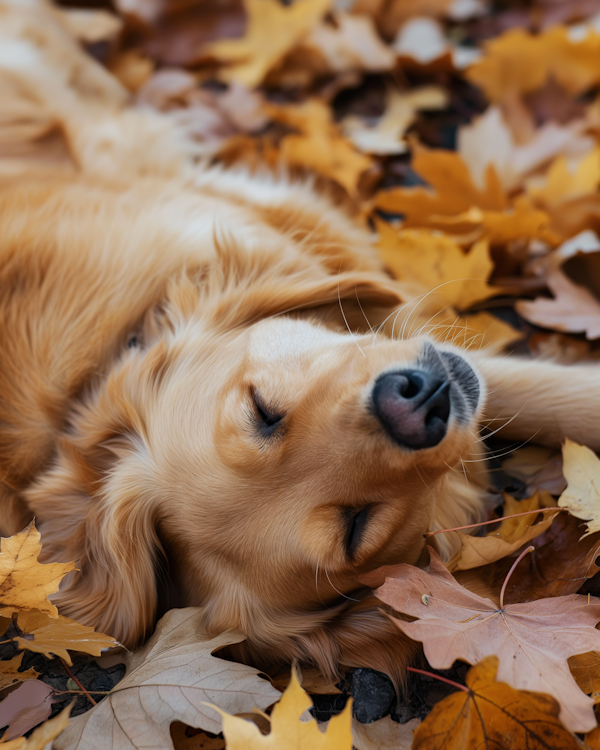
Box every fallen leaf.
[0,522,75,619]
[343,87,448,155]
[496,491,558,541]
[558,439,600,535]
[516,268,600,340]
[53,608,281,750]
[302,13,395,75]
[206,0,332,87]
[374,546,600,731]
[270,667,342,695]
[0,680,56,742]
[1,704,72,750]
[410,310,523,352]
[272,100,372,196]
[0,654,38,691]
[351,715,419,749]
[393,17,480,69]
[57,9,122,44]
[569,651,600,702]
[446,503,559,572]
[215,669,352,749]
[376,221,499,311]
[170,722,225,750]
[529,148,600,207]
[412,656,581,749]
[15,611,119,667]
[489,511,600,604]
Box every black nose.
[372,370,451,449]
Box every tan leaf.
[0,680,56,741]
[446,505,559,572]
[376,222,499,311]
[558,439,600,536]
[516,268,600,340]
[57,9,122,43]
[569,651,600,702]
[529,148,600,207]
[0,654,38,691]
[215,669,352,749]
[496,491,557,542]
[373,546,600,731]
[343,87,448,155]
[1,704,72,750]
[351,716,419,749]
[206,0,332,87]
[414,310,523,352]
[54,608,281,750]
[412,657,580,750]
[15,611,119,667]
[0,523,76,619]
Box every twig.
[59,658,97,706]
[52,689,111,696]
[499,546,535,610]
[424,508,563,537]
[406,666,469,692]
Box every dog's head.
[30,256,485,677]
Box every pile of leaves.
[6,0,600,746]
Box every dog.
[1,168,599,684]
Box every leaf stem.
[59,658,97,706]
[424,508,561,537]
[499,545,535,609]
[52,689,111,696]
[406,666,469,692]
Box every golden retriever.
[1,170,599,684]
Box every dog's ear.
[26,364,162,648]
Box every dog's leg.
[475,356,600,451]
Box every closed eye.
[252,390,284,435]
[344,506,371,559]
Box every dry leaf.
[1,704,72,750]
[516,268,600,340]
[0,522,75,619]
[0,654,38,691]
[393,17,480,69]
[412,656,581,749]
[272,100,372,196]
[343,87,448,155]
[376,222,499,311]
[529,148,600,207]
[446,504,559,572]
[170,722,225,750]
[206,0,332,87]
[558,439,600,535]
[569,651,600,701]
[57,9,122,44]
[303,13,395,75]
[0,680,56,742]
[215,669,352,749]
[15,611,119,667]
[374,546,600,731]
[54,608,281,750]
[351,715,419,749]
[270,667,342,695]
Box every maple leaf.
[516,268,600,340]
[373,546,600,731]
[412,656,581,749]
[529,148,600,207]
[0,522,75,619]
[205,0,332,87]
[15,610,119,666]
[0,653,38,691]
[53,608,281,750]
[446,503,559,572]
[351,715,419,750]
[270,100,372,196]
[558,439,600,535]
[1,704,72,750]
[215,668,352,749]
[376,221,499,311]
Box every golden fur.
[1,169,598,683]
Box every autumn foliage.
[6,0,600,748]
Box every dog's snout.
[372,369,451,449]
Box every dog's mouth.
[371,344,481,450]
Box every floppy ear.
[25,360,162,648]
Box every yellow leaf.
[0,523,75,619]
[420,311,523,352]
[1,704,72,750]
[15,611,119,666]
[376,222,498,311]
[0,653,38,691]
[206,0,332,87]
[272,100,372,196]
[496,491,557,543]
[529,149,600,207]
[558,439,600,537]
[215,669,353,749]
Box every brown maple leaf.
[373,547,600,732]
[412,656,580,749]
